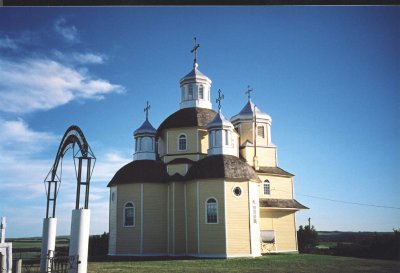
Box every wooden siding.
[173,182,186,254]
[198,129,209,154]
[142,183,167,254]
[116,184,141,254]
[198,179,226,255]
[167,128,199,154]
[167,164,188,176]
[258,175,293,199]
[225,180,251,255]
[241,146,277,167]
[185,181,198,254]
[260,210,297,252]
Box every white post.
[1,217,5,244]
[69,209,90,273]
[40,218,57,273]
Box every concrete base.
[0,242,12,273]
[40,217,57,273]
[69,209,90,273]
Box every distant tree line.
[298,224,400,261]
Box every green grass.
[88,254,400,273]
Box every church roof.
[207,111,234,130]
[157,107,217,134]
[179,66,210,84]
[260,198,309,210]
[107,160,168,187]
[230,99,271,123]
[257,166,294,177]
[186,154,261,182]
[134,119,157,135]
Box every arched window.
[124,202,135,227]
[199,85,204,99]
[206,198,218,224]
[188,85,193,99]
[263,180,271,195]
[178,134,187,151]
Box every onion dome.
[107,160,168,186]
[157,107,217,135]
[186,154,261,182]
[230,99,271,125]
[133,102,158,161]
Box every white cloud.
[0,118,55,144]
[0,58,124,114]
[0,36,17,49]
[73,53,105,64]
[54,18,79,43]
[0,120,130,236]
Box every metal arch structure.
[44,125,96,219]
[41,125,95,273]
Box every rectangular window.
[188,85,193,99]
[225,130,229,145]
[199,86,204,99]
[257,125,265,138]
[253,205,257,224]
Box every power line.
[273,188,400,210]
[297,193,400,210]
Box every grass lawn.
[88,254,400,273]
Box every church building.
[107,41,307,258]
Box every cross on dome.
[216,89,224,111]
[144,101,150,120]
[245,85,253,101]
[190,37,200,68]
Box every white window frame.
[188,85,193,100]
[257,125,265,138]
[178,134,187,151]
[123,202,135,227]
[263,180,271,195]
[199,85,204,99]
[205,197,218,224]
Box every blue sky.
[0,7,399,237]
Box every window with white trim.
[263,180,271,195]
[206,198,218,224]
[257,125,265,138]
[178,134,187,151]
[188,85,193,99]
[124,202,135,227]
[199,85,204,99]
[252,200,257,224]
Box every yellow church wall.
[198,129,209,154]
[109,186,117,254]
[116,183,141,254]
[236,123,269,147]
[173,182,186,254]
[185,181,198,254]
[198,179,226,255]
[142,183,168,254]
[225,180,251,256]
[167,128,199,155]
[257,175,293,199]
[260,209,298,252]
[167,164,188,176]
[241,146,277,167]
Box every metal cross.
[144,101,150,120]
[216,89,224,111]
[245,85,253,100]
[190,37,200,66]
